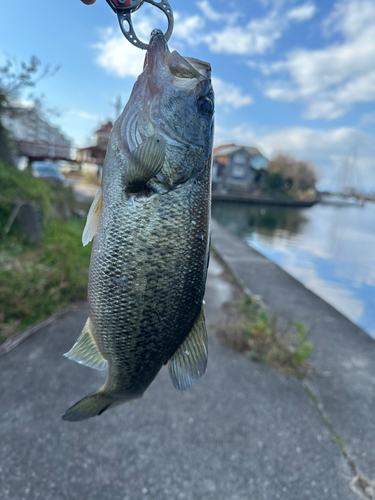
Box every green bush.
[0,218,91,342]
[0,161,53,231]
[262,172,294,198]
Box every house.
[76,121,113,175]
[1,107,71,163]
[212,144,268,193]
[95,121,113,149]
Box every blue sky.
[1,0,375,190]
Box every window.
[232,165,247,178]
[233,153,247,164]
[251,155,268,169]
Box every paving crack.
[302,380,375,500]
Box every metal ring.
[117,0,174,50]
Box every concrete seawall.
[211,218,375,484]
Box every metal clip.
[105,0,174,50]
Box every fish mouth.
[144,29,170,78]
[149,29,169,55]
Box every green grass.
[0,163,93,344]
[0,161,53,231]
[0,218,91,343]
[218,296,314,377]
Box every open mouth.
[145,29,170,76]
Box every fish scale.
[89,180,209,396]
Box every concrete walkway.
[212,219,375,494]
[70,179,100,204]
[0,223,372,499]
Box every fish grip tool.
[104,0,174,50]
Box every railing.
[16,141,71,160]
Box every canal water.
[211,201,375,338]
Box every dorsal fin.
[82,187,103,246]
[168,307,208,391]
[64,318,108,371]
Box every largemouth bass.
[63,30,214,421]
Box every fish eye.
[197,95,214,114]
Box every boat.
[320,194,365,207]
[321,147,365,208]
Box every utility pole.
[113,96,122,122]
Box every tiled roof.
[95,121,113,134]
[214,144,262,158]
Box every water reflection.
[212,201,375,338]
[211,202,309,239]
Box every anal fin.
[168,308,208,391]
[64,318,108,371]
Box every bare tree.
[0,56,59,163]
[266,153,317,192]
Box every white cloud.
[201,2,316,55]
[262,0,375,119]
[286,2,317,21]
[74,110,103,121]
[196,0,240,24]
[214,123,375,189]
[304,100,345,120]
[212,77,253,109]
[94,8,174,77]
[172,12,205,45]
[203,12,283,55]
[322,0,374,39]
[94,27,145,78]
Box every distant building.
[75,146,107,167]
[212,144,268,193]
[95,121,113,149]
[76,121,113,174]
[1,107,71,162]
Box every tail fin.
[62,391,116,422]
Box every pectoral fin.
[168,308,208,391]
[82,187,103,246]
[126,134,166,192]
[64,318,108,371]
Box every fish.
[62,29,214,421]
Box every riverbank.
[211,218,375,488]
[212,191,319,207]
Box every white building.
[1,107,71,161]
